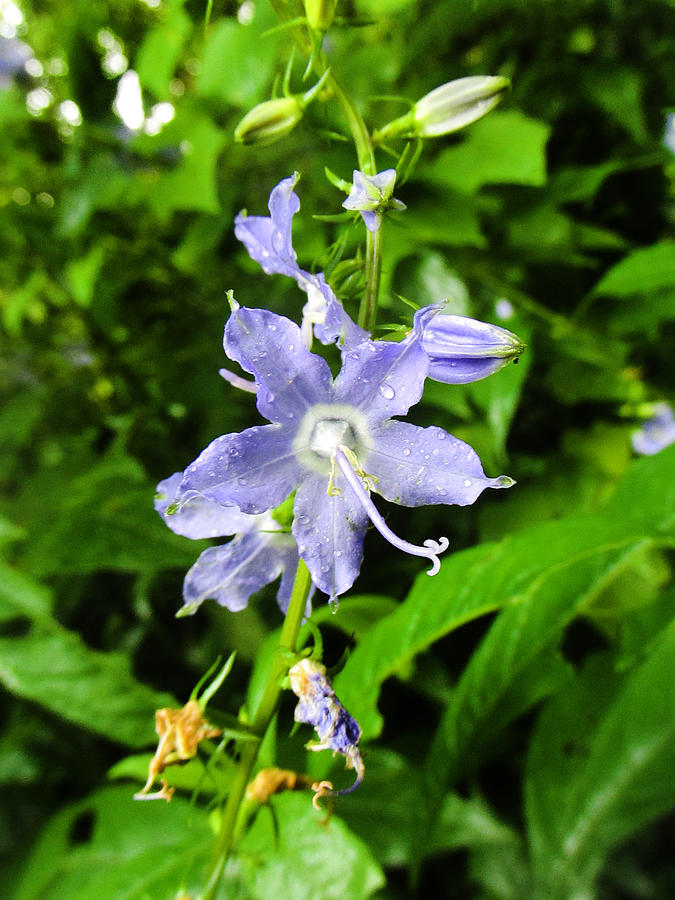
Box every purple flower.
[176,300,513,606]
[416,308,526,384]
[342,169,406,232]
[155,473,307,616]
[631,403,675,456]
[289,657,364,795]
[234,173,366,349]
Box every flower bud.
[305,0,339,31]
[376,75,509,142]
[234,96,303,147]
[417,310,526,384]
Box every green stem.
[360,226,382,331]
[201,560,313,900]
[265,1,382,327]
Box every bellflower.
[234,173,367,349]
[289,657,364,795]
[415,308,526,384]
[631,403,675,456]
[342,169,406,233]
[155,473,307,616]
[176,300,513,607]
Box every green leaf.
[197,10,280,107]
[421,111,550,194]
[144,109,228,218]
[238,792,385,900]
[0,624,176,747]
[136,2,192,100]
[64,242,106,308]
[525,628,675,898]
[0,562,52,624]
[591,241,675,297]
[426,447,675,789]
[16,451,197,577]
[13,785,212,900]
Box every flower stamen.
[334,448,449,575]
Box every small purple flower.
[234,173,366,349]
[342,169,406,233]
[155,473,308,616]
[176,299,513,606]
[631,403,675,456]
[289,657,364,795]
[416,308,526,384]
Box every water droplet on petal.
[464,478,472,487]
[402,448,411,456]
[238,477,247,485]
[335,550,342,558]
[229,448,238,456]
[378,383,395,400]
[267,322,277,331]
[328,597,339,614]
[320,564,329,573]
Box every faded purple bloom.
[155,473,308,616]
[234,173,366,349]
[416,308,526,384]
[342,168,406,232]
[289,657,364,795]
[0,37,31,89]
[176,300,513,606]
[632,403,675,456]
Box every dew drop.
[238,477,247,485]
[297,514,310,525]
[378,383,395,400]
[403,448,411,456]
[335,550,342,558]
[229,448,238,456]
[320,564,329,573]
[463,478,472,487]
[267,322,277,331]
[328,597,339,614]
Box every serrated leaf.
[13,785,212,900]
[525,628,675,898]
[425,448,675,790]
[335,447,675,745]
[421,111,550,194]
[238,791,385,900]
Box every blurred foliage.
[0,0,673,897]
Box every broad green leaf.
[0,565,175,746]
[16,451,197,577]
[336,447,675,745]
[197,10,280,107]
[525,628,675,898]
[0,625,176,747]
[426,447,675,788]
[144,110,228,218]
[136,2,192,99]
[591,240,675,297]
[64,241,106,307]
[421,111,550,194]
[238,791,385,900]
[13,784,213,900]
[0,561,52,624]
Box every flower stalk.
[202,559,313,900]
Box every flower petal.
[234,173,300,279]
[155,472,255,539]
[179,425,302,515]
[225,305,333,424]
[333,315,433,423]
[181,531,294,614]
[292,472,368,603]
[368,420,514,506]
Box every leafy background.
[1,0,674,897]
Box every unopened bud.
[417,309,525,384]
[305,0,339,31]
[234,96,303,147]
[376,75,510,142]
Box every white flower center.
[293,403,371,473]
